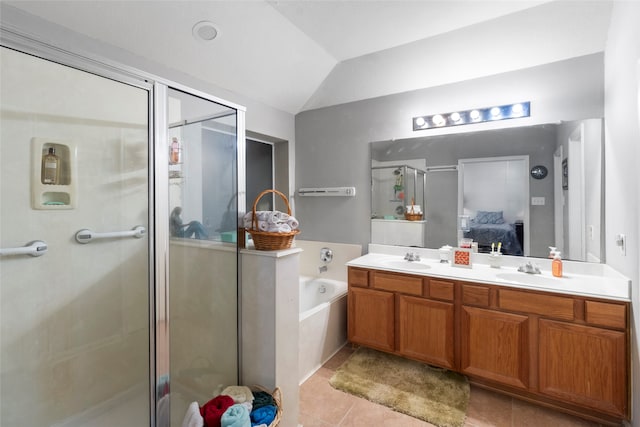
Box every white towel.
[221,385,254,404]
[239,401,252,413]
[287,217,299,230]
[181,401,203,427]
[267,223,291,233]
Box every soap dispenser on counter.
[552,252,563,277]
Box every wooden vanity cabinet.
[347,267,455,368]
[460,305,530,389]
[398,294,455,368]
[347,266,630,423]
[461,283,629,420]
[538,318,627,417]
[348,286,395,352]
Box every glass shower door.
[166,88,239,426]
[0,47,151,426]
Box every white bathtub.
[298,276,348,384]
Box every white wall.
[0,4,297,203]
[604,2,640,423]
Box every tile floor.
[299,346,606,427]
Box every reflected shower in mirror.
[370,118,604,262]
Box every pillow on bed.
[474,210,505,224]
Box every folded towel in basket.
[221,385,254,404]
[200,395,235,427]
[251,391,274,410]
[287,217,299,229]
[182,401,204,427]
[250,404,276,426]
[243,211,299,231]
[266,223,291,233]
[221,404,250,427]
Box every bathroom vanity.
[346,248,630,425]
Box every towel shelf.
[298,187,356,197]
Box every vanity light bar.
[412,102,530,131]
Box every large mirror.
[371,118,604,262]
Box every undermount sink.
[381,259,431,270]
[496,272,568,286]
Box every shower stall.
[0,30,244,427]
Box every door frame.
[458,155,530,256]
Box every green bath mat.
[329,347,469,427]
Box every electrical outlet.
[531,197,545,206]
[616,234,626,255]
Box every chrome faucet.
[404,252,421,262]
[518,261,541,274]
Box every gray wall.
[295,54,604,253]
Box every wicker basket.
[404,212,423,221]
[404,198,423,221]
[250,385,282,427]
[247,189,300,250]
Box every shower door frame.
[0,26,246,427]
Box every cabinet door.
[348,287,395,352]
[398,295,455,369]
[461,306,529,389]
[539,319,627,418]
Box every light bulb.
[432,114,445,126]
[469,110,481,121]
[511,103,524,116]
[450,112,461,122]
[415,117,426,127]
[490,107,501,118]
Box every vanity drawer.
[429,279,454,301]
[372,271,423,296]
[348,267,369,288]
[499,289,574,320]
[585,301,627,330]
[462,284,490,307]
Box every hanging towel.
[221,385,255,404]
[182,401,205,427]
[221,404,250,427]
[250,404,277,426]
[251,391,274,410]
[200,395,235,427]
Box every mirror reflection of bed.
[458,156,528,256]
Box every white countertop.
[346,245,630,301]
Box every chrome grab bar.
[75,226,146,244]
[0,240,48,257]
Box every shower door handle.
[0,240,48,257]
[75,226,146,244]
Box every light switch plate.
[531,197,545,206]
[616,234,626,255]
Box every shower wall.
[0,47,150,426]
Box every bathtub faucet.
[318,265,328,274]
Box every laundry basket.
[251,385,282,427]
[246,189,300,250]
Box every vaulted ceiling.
[4,1,612,114]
